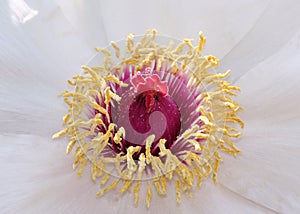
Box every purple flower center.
[128,90,181,157]
[112,69,181,158]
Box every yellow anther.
[217,69,231,79]
[199,116,213,126]
[77,157,87,177]
[176,180,181,204]
[96,179,119,197]
[145,135,155,164]
[134,182,141,205]
[126,33,135,53]
[105,75,128,87]
[146,182,152,208]
[92,101,107,115]
[158,139,167,156]
[126,146,140,174]
[187,139,201,152]
[119,180,133,194]
[66,140,76,154]
[113,127,125,144]
[63,113,71,124]
[104,87,121,105]
[110,41,120,58]
[95,47,111,56]
[197,31,206,52]
[205,55,219,66]
[99,173,110,187]
[52,128,68,139]
[67,79,76,86]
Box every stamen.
[146,182,152,208]
[176,180,181,204]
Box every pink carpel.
[131,69,169,96]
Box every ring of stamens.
[53,29,243,208]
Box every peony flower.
[1,0,300,213]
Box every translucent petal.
[1,134,271,213]
[57,0,270,58]
[56,0,108,47]
[219,29,300,213]
[0,134,119,213]
[220,0,300,81]
[0,1,93,136]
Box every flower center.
[53,30,244,208]
[129,90,181,156]
[113,68,181,158]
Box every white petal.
[180,182,272,214]
[0,134,174,213]
[1,134,271,214]
[57,0,270,58]
[220,0,300,81]
[0,134,120,213]
[55,0,108,47]
[0,1,93,136]
[218,29,300,213]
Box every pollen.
[53,29,243,208]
